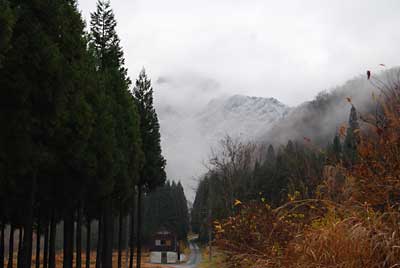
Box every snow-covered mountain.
[196,94,290,143]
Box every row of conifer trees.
[0,1,166,268]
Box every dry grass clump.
[286,209,400,268]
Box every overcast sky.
[78,0,400,106]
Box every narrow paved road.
[173,242,201,268]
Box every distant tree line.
[0,1,182,268]
[192,106,360,241]
[142,181,189,243]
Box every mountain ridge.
[196,94,290,142]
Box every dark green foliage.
[90,0,124,70]
[88,0,142,212]
[0,0,181,268]
[132,68,166,268]
[191,174,228,242]
[343,105,360,166]
[326,133,342,164]
[266,144,275,164]
[175,182,190,240]
[254,141,325,205]
[133,69,166,191]
[142,181,189,242]
[0,1,94,267]
[333,134,342,155]
[0,0,14,66]
[88,2,143,268]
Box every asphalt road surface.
[173,242,201,268]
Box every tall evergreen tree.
[266,144,275,164]
[332,134,342,157]
[89,4,121,268]
[326,133,342,164]
[175,182,189,240]
[133,69,166,268]
[89,2,142,268]
[343,105,360,166]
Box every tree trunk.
[101,201,112,268]
[1,224,5,268]
[8,225,15,268]
[128,197,134,268]
[63,210,74,268]
[85,220,91,268]
[124,216,129,268]
[117,206,123,268]
[76,206,82,268]
[43,222,49,268]
[135,187,142,268]
[95,218,102,268]
[48,211,56,268]
[21,173,37,268]
[17,228,23,268]
[35,219,41,268]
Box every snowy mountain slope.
[196,94,290,143]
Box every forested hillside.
[192,70,398,235]
[192,73,400,267]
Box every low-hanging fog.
[77,0,400,200]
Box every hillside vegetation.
[192,73,400,267]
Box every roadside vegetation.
[193,76,400,267]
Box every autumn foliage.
[214,81,400,267]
